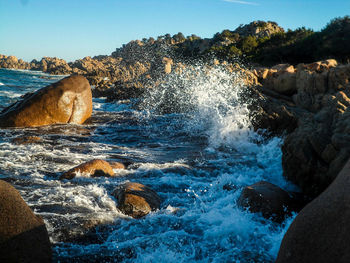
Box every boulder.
[276,159,350,263]
[112,182,161,218]
[60,159,115,180]
[109,161,126,170]
[0,180,51,262]
[237,181,302,223]
[0,75,92,127]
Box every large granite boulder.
[112,182,161,218]
[0,180,51,262]
[276,159,350,263]
[60,159,116,180]
[0,75,92,127]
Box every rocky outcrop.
[252,60,350,196]
[276,159,350,263]
[234,21,284,38]
[60,159,117,180]
[0,54,30,69]
[0,180,51,263]
[282,62,350,196]
[112,182,161,218]
[238,181,303,223]
[0,75,92,127]
[31,57,72,75]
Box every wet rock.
[223,183,237,191]
[112,182,161,218]
[0,75,92,127]
[248,84,300,135]
[276,159,350,263]
[60,159,115,180]
[109,161,126,170]
[237,181,301,223]
[0,180,51,262]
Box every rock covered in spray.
[112,182,161,218]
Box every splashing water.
[140,64,261,152]
[0,67,296,262]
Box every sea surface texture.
[0,68,296,262]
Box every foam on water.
[0,67,296,262]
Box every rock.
[112,182,161,218]
[234,21,284,38]
[109,161,126,170]
[273,72,297,95]
[282,64,350,196]
[299,59,338,73]
[0,54,30,69]
[0,75,92,127]
[0,180,51,262]
[248,84,300,135]
[237,181,301,223]
[162,57,173,74]
[60,159,115,180]
[31,57,72,75]
[276,159,350,263]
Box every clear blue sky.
[0,0,349,62]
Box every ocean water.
[0,67,296,262]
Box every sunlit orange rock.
[0,75,92,128]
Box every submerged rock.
[0,180,51,262]
[276,159,350,263]
[238,181,302,223]
[112,182,161,218]
[0,75,92,128]
[60,159,116,180]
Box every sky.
[0,0,349,62]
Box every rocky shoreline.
[1,54,350,261]
[1,19,350,262]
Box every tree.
[241,36,258,53]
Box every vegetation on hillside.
[170,16,350,66]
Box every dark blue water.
[0,68,295,262]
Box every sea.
[0,67,297,262]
